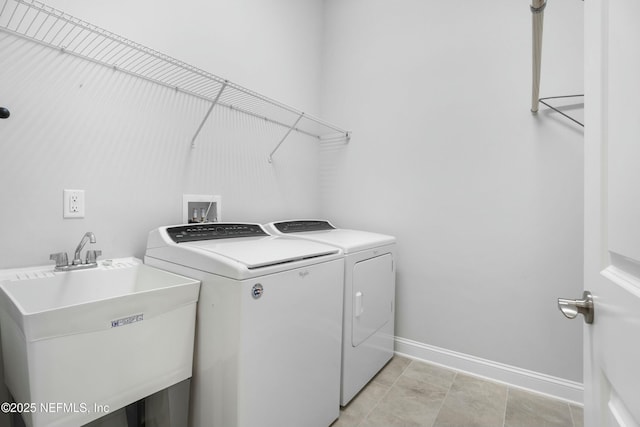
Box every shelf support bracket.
[268,112,304,163]
[319,131,351,143]
[191,81,228,148]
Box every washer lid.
[146,223,343,279]
[265,220,396,253]
[183,236,339,269]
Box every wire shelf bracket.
[191,81,228,148]
[538,94,584,127]
[0,0,351,160]
[268,113,304,163]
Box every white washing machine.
[144,223,344,427]
[264,220,396,406]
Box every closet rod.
[530,0,546,113]
[530,0,584,127]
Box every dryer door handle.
[355,291,363,318]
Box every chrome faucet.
[72,231,96,265]
[50,231,101,272]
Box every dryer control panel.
[167,223,268,243]
[273,220,336,234]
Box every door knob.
[557,291,594,324]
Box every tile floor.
[331,355,583,427]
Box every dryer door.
[352,253,394,347]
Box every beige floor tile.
[368,375,448,427]
[433,373,508,427]
[402,361,457,392]
[361,406,429,427]
[371,355,412,387]
[334,357,580,427]
[504,388,574,427]
[332,381,390,427]
[330,411,361,427]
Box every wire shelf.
[0,0,350,159]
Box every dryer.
[264,220,396,406]
[145,223,344,427]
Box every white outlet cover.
[63,189,85,218]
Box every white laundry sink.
[0,257,200,427]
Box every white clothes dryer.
[145,223,344,427]
[264,220,396,406]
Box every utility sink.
[0,257,200,427]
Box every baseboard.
[394,336,583,405]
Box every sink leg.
[125,403,135,426]
[8,395,26,427]
[125,399,145,427]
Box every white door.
[581,0,640,425]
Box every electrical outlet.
[63,189,85,218]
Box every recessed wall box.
[182,195,221,224]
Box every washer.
[264,220,396,406]
[145,223,344,427]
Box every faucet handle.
[86,250,102,264]
[49,252,69,268]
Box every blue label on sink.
[111,313,144,328]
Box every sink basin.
[0,257,200,427]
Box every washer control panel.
[167,223,268,243]
[273,220,335,234]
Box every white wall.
[320,0,585,384]
[0,2,323,425]
[0,0,325,269]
